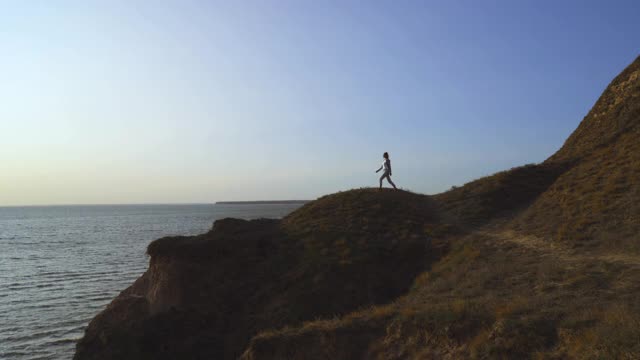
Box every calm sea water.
[0,203,303,360]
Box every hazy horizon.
[2,1,640,206]
[0,200,312,207]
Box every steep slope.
[550,55,640,163]
[515,55,640,249]
[432,162,569,228]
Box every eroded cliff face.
[73,255,211,359]
[75,192,445,360]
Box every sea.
[0,203,304,360]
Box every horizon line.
[0,200,312,208]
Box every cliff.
[76,55,640,359]
[74,190,449,359]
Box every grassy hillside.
[516,127,640,251]
[243,227,640,359]
[432,162,569,228]
[515,55,640,250]
[549,55,640,163]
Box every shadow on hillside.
[434,160,575,228]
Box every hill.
[74,189,449,359]
[75,55,640,359]
[515,56,640,250]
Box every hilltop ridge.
[517,55,640,249]
[550,55,640,163]
[75,55,640,359]
[216,200,310,205]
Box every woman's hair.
[383,152,389,158]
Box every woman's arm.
[375,165,383,173]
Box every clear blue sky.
[1,1,639,205]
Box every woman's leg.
[379,172,385,188]
[387,176,397,189]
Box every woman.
[375,152,397,189]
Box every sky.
[1,1,639,205]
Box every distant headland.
[215,200,310,205]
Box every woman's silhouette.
[376,152,397,190]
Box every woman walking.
[375,152,397,189]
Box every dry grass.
[513,55,640,252]
[550,55,640,163]
[433,162,570,228]
[516,127,640,252]
[245,223,640,359]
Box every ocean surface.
[0,203,304,360]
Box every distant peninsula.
[215,200,310,205]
